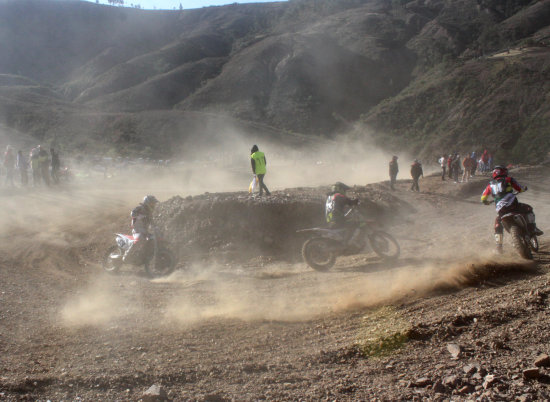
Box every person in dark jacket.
[250,145,271,196]
[50,148,60,184]
[389,155,399,190]
[410,160,423,192]
[16,150,28,186]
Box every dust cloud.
[60,276,128,327]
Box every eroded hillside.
[0,0,548,160]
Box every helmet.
[492,166,508,179]
[331,182,350,194]
[142,195,159,210]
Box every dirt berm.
[156,184,413,264]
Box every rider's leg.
[517,203,544,235]
[494,215,504,253]
[123,233,143,263]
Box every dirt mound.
[157,185,412,264]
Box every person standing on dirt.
[38,145,50,186]
[3,145,15,187]
[470,151,478,177]
[462,154,475,183]
[50,148,60,184]
[410,160,423,192]
[16,150,28,186]
[481,166,543,253]
[389,155,399,190]
[451,153,460,183]
[250,145,271,196]
[30,147,40,186]
[123,195,159,263]
[447,154,453,179]
[325,182,360,245]
[438,155,446,181]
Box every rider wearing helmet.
[481,166,543,252]
[123,195,159,263]
[325,182,360,244]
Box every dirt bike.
[102,227,176,278]
[297,207,400,271]
[487,192,540,260]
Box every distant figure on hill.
[250,145,271,197]
[16,150,28,186]
[410,159,423,192]
[3,145,15,187]
[389,155,399,190]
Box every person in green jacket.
[250,145,271,196]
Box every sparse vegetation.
[356,306,411,358]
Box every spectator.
[50,148,60,184]
[470,151,478,177]
[16,150,28,186]
[462,154,476,182]
[410,159,423,192]
[3,145,15,187]
[30,147,40,186]
[389,155,399,190]
[481,149,489,172]
[451,153,461,183]
[38,145,50,186]
[447,154,453,178]
[438,155,446,180]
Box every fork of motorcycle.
[494,234,503,245]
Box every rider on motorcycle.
[123,195,159,263]
[481,166,543,253]
[325,182,361,246]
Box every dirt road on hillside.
[1,167,550,400]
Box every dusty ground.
[1,165,550,401]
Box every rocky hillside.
[0,0,548,161]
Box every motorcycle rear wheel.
[302,237,336,272]
[369,231,400,260]
[510,225,533,260]
[144,246,176,278]
[103,245,123,273]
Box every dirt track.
[1,166,550,400]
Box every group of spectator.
[438,150,493,183]
[2,145,61,188]
[388,156,424,192]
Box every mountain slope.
[0,0,548,161]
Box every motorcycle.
[102,227,176,278]
[497,198,539,260]
[297,207,400,271]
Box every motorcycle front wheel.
[144,246,176,278]
[103,245,123,273]
[368,231,400,260]
[301,237,336,272]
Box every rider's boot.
[533,225,544,236]
[494,233,504,255]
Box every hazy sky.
[88,0,285,10]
